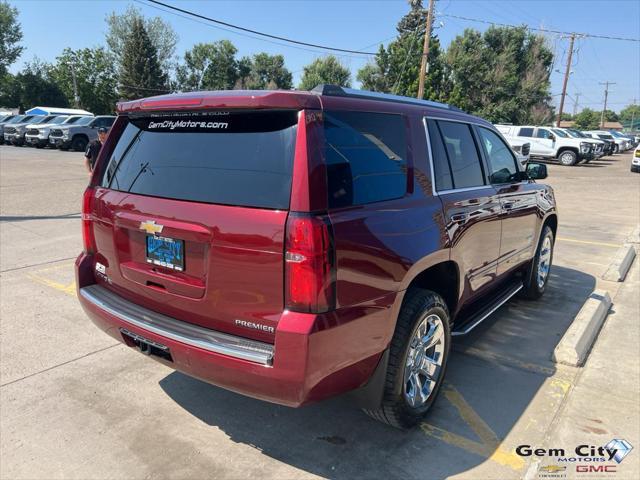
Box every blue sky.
[9,0,640,113]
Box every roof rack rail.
[311,84,462,112]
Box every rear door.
[91,110,300,342]
[426,118,501,298]
[475,126,538,275]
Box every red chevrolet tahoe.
[76,85,557,428]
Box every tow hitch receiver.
[120,328,173,362]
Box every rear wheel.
[363,289,451,429]
[522,225,554,299]
[558,150,578,166]
[71,136,88,152]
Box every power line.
[440,13,640,42]
[143,0,379,55]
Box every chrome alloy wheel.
[404,314,445,408]
[560,152,574,164]
[537,235,552,289]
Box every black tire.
[363,289,451,429]
[558,150,578,166]
[71,136,88,152]
[522,225,554,300]
[614,144,619,154]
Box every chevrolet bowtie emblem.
[539,465,566,473]
[139,220,164,235]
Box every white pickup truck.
[495,125,594,166]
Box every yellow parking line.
[455,346,556,376]
[28,273,76,296]
[557,237,620,248]
[421,384,525,471]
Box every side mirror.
[549,134,555,141]
[526,162,548,180]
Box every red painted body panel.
[77,89,557,407]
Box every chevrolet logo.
[539,465,566,473]
[139,220,164,235]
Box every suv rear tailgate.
[89,110,299,343]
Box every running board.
[452,281,523,336]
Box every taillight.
[285,213,336,313]
[82,187,97,254]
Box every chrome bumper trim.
[80,285,274,365]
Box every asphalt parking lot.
[1,146,639,479]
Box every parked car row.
[495,124,638,166]
[0,114,115,151]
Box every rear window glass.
[100,110,298,209]
[323,111,407,208]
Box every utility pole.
[599,81,616,128]
[417,0,435,99]
[572,93,581,116]
[556,33,575,127]
[630,98,637,132]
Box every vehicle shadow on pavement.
[159,265,595,480]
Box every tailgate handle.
[146,280,167,291]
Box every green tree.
[601,109,619,122]
[298,55,351,90]
[2,59,68,111]
[118,18,168,100]
[50,48,118,114]
[573,108,600,130]
[0,0,23,76]
[237,53,293,90]
[176,41,239,91]
[619,104,640,129]
[106,5,177,74]
[445,26,553,123]
[357,0,446,100]
[0,72,19,108]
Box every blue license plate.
[145,235,185,271]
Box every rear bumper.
[76,253,392,407]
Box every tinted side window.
[478,127,519,184]
[426,119,453,191]
[536,128,552,139]
[436,120,485,189]
[518,127,534,137]
[324,111,407,208]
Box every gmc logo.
[576,465,617,473]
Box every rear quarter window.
[323,111,408,208]
[100,110,298,209]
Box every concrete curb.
[552,289,612,367]
[602,243,637,282]
[626,224,640,245]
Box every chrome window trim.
[423,116,494,196]
[80,285,274,366]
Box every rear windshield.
[100,110,298,209]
